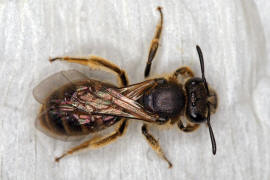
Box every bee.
[33,7,218,168]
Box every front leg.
[144,7,163,78]
[177,120,200,132]
[173,66,194,80]
[141,124,172,168]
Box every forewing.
[73,79,160,122]
[35,77,159,141]
[33,70,89,104]
[94,87,159,122]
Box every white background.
[0,0,270,179]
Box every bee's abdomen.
[38,81,120,138]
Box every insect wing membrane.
[35,75,159,141]
[34,77,126,141]
[33,70,89,104]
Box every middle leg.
[50,56,129,87]
[141,124,172,168]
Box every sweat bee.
[33,7,218,168]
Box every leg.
[50,56,129,87]
[177,120,200,132]
[144,7,163,78]
[55,119,128,162]
[173,66,194,80]
[141,124,172,168]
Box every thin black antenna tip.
[196,45,210,95]
[196,45,202,53]
[196,45,203,63]
[207,103,216,155]
[207,120,217,156]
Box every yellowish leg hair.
[173,66,194,80]
[141,124,172,168]
[173,67,200,132]
[144,7,163,78]
[50,56,129,87]
[55,119,128,162]
[177,120,200,132]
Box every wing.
[35,79,119,141]
[34,70,92,141]
[34,74,160,141]
[85,79,160,122]
[56,79,160,123]
[33,70,89,104]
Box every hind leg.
[50,56,129,87]
[55,119,128,162]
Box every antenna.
[196,45,209,96]
[207,103,216,155]
[196,45,216,155]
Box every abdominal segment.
[38,81,120,137]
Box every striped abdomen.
[37,80,121,140]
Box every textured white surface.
[0,0,270,180]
